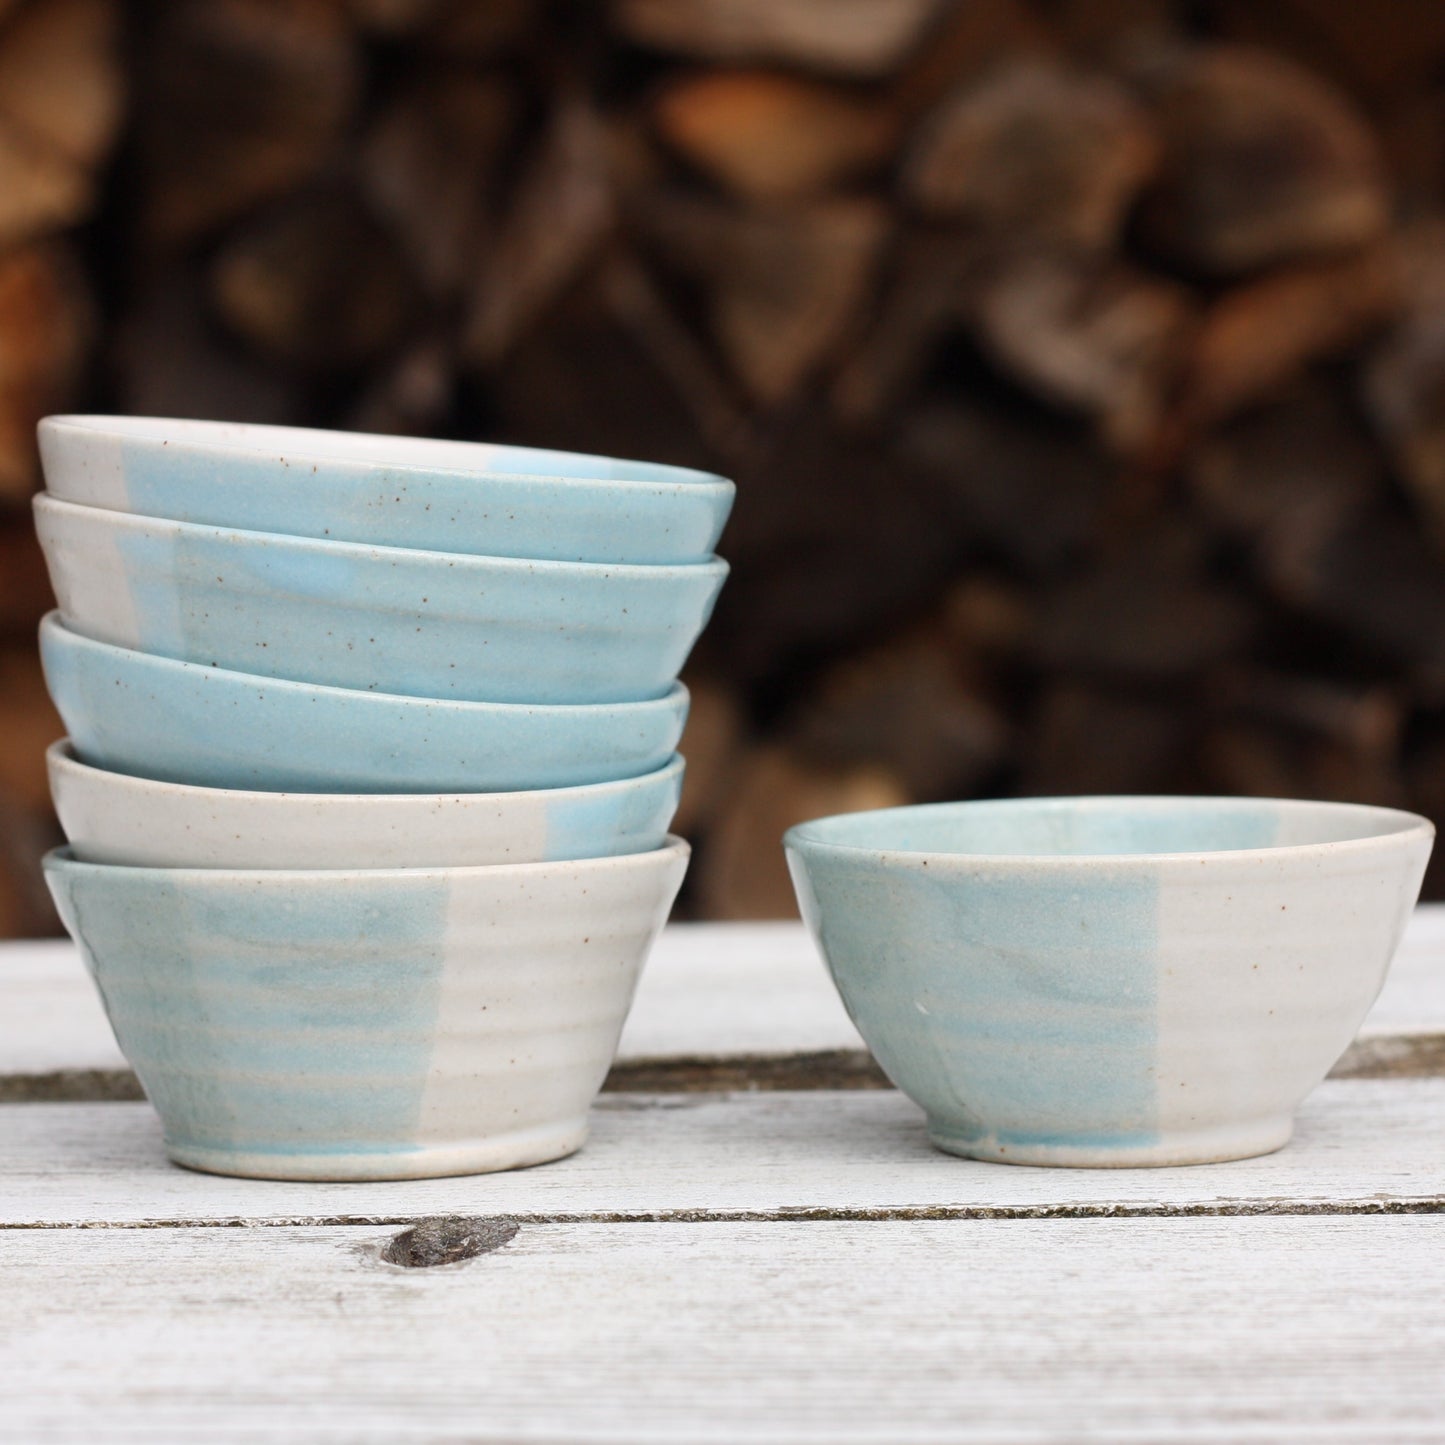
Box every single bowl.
[39,415,734,564]
[48,741,684,869]
[44,839,690,1180]
[35,494,727,705]
[785,796,1434,1168]
[40,613,689,793]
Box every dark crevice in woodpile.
[4,0,1445,926]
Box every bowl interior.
[788,796,1430,860]
[42,415,730,489]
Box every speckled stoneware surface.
[39,415,735,564]
[785,796,1434,1168]
[40,614,689,793]
[35,494,727,705]
[43,839,690,1180]
[48,742,684,869]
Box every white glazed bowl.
[47,742,684,869]
[40,414,734,564]
[786,796,1434,1168]
[44,839,690,1180]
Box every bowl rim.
[34,492,729,583]
[784,794,1436,868]
[39,414,734,495]
[46,739,685,806]
[42,835,690,885]
[39,611,692,718]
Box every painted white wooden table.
[2,914,1443,1442]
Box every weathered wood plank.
[2,912,1442,1095]
[2,1080,1442,1227]
[1,1215,1442,1442]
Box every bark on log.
[137,0,360,245]
[1137,45,1389,275]
[0,0,123,248]
[904,61,1159,256]
[613,0,951,77]
[653,71,894,204]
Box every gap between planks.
[4,1197,1445,1232]
[3,1032,1443,1105]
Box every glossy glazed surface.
[786,796,1434,1167]
[48,742,684,868]
[36,495,727,705]
[40,415,734,564]
[44,839,690,1179]
[41,614,689,793]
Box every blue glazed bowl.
[786,796,1433,1168]
[40,415,734,564]
[44,838,691,1180]
[36,495,727,705]
[41,613,690,793]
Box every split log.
[0,514,52,636]
[613,0,951,77]
[672,676,745,839]
[136,0,360,245]
[831,229,986,424]
[360,75,515,297]
[1364,311,1445,543]
[638,194,888,405]
[112,267,304,424]
[896,397,1112,575]
[0,0,123,248]
[1207,666,1403,761]
[342,333,453,439]
[211,184,415,371]
[1201,723,1408,812]
[0,794,61,938]
[782,625,1007,798]
[970,256,1195,454]
[1136,45,1389,275]
[709,412,960,686]
[903,61,1159,256]
[1021,682,1189,794]
[1030,523,1258,679]
[1182,246,1400,427]
[652,71,894,204]
[0,242,89,502]
[1211,0,1445,100]
[699,744,909,920]
[466,99,614,368]
[1188,379,1380,572]
[0,643,62,814]
[1270,508,1445,693]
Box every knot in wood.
[381,1216,519,1269]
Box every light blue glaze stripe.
[802,856,1161,1151]
[542,762,683,861]
[53,866,448,1157]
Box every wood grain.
[2,1079,1443,1228]
[1,1214,1442,1442]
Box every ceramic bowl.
[47,741,684,869]
[35,495,727,705]
[40,614,689,793]
[39,415,734,564]
[44,839,690,1180]
[785,796,1434,1168]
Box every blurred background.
[2,0,1445,933]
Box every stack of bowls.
[34,416,732,1182]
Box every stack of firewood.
[4,0,1445,930]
